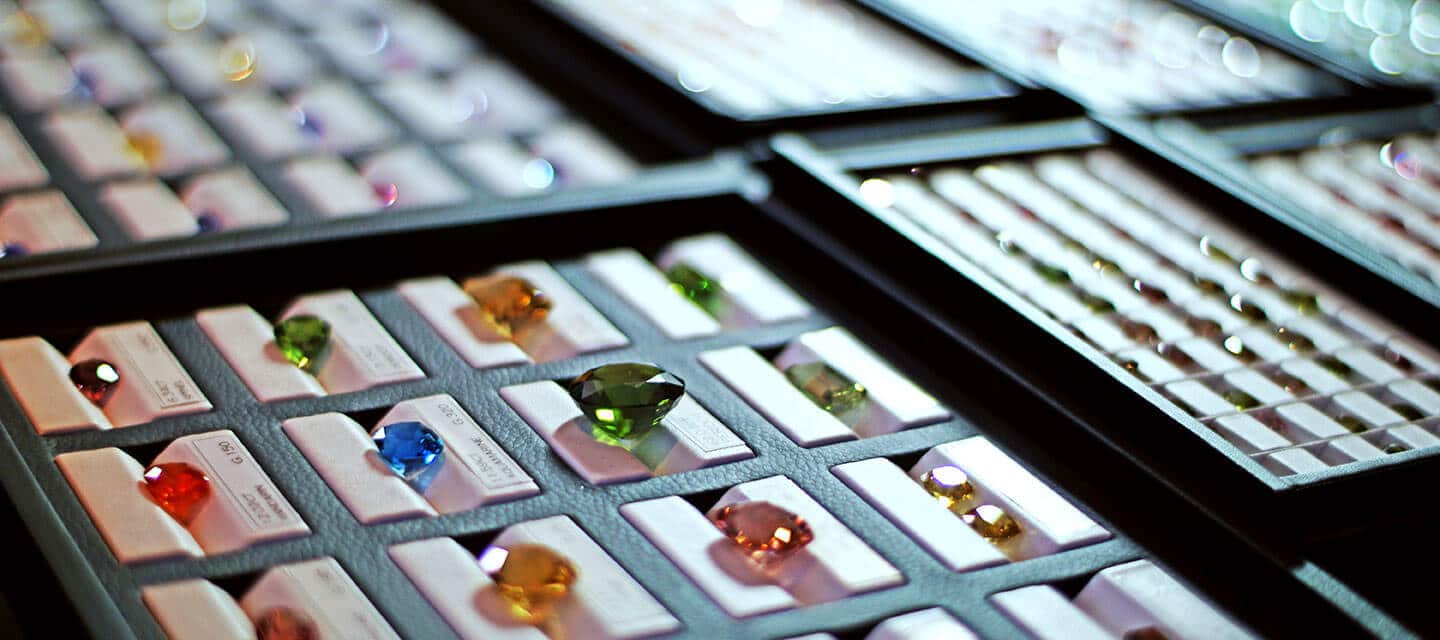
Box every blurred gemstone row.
[1211,0,1440,81]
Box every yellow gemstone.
[960,504,1021,542]
[125,132,165,169]
[712,501,815,567]
[481,544,577,624]
[463,274,552,338]
[920,465,974,511]
[3,11,46,48]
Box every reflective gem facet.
[142,462,211,525]
[125,131,165,168]
[961,504,1021,542]
[921,465,974,511]
[1223,336,1258,363]
[665,262,724,314]
[1281,289,1320,315]
[1276,327,1315,353]
[0,242,29,258]
[371,421,445,492]
[784,362,867,417]
[1223,389,1259,411]
[568,363,685,447]
[462,275,552,339]
[254,607,317,640]
[483,544,578,623]
[69,359,120,405]
[713,501,815,567]
[273,315,331,371]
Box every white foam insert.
[209,92,311,159]
[1074,559,1256,640]
[142,579,254,640]
[0,116,47,190]
[865,608,979,640]
[182,167,289,230]
[1211,414,1290,453]
[359,146,468,209]
[120,97,229,176]
[289,81,398,153]
[280,290,425,394]
[0,336,112,433]
[0,190,98,254]
[197,305,326,402]
[284,412,436,524]
[992,585,1113,640]
[283,156,383,218]
[585,248,722,340]
[699,345,855,446]
[389,537,548,640]
[653,233,811,329]
[1259,448,1329,476]
[71,321,212,427]
[101,179,198,240]
[55,447,204,563]
[239,557,399,640]
[1,53,77,110]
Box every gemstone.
[372,182,399,207]
[1185,315,1223,338]
[568,363,685,447]
[1193,276,1225,296]
[195,212,221,233]
[784,362,867,417]
[142,462,211,525]
[1119,359,1147,381]
[1385,443,1411,454]
[1031,261,1070,284]
[69,359,120,405]
[1132,279,1168,303]
[1222,336,1257,363]
[996,233,1025,256]
[0,242,29,258]
[1120,319,1159,345]
[3,11,46,48]
[1391,403,1424,421]
[1337,415,1367,433]
[1078,292,1114,314]
[1383,348,1415,372]
[1199,236,1234,263]
[1228,294,1267,322]
[1223,389,1259,411]
[125,131,165,168]
[712,501,815,567]
[1239,258,1271,284]
[1156,343,1195,370]
[254,607,317,640]
[218,36,257,82]
[481,544,577,623]
[1272,373,1310,396]
[1316,355,1353,378]
[1276,327,1314,353]
[462,275,552,339]
[274,315,331,372]
[1281,289,1320,315]
[920,465,974,511]
[665,262,724,315]
[960,504,1021,542]
[371,421,445,492]
[1091,257,1122,276]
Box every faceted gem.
[568,363,685,447]
[273,315,331,372]
[920,465,974,511]
[371,421,445,492]
[665,262,724,315]
[0,242,29,258]
[372,181,399,208]
[1031,261,1070,284]
[1228,294,1267,322]
[218,36,257,82]
[69,359,120,405]
[481,544,578,624]
[254,607,317,640]
[462,275,552,339]
[1272,373,1310,396]
[142,462,211,525]
[1337,415,1367,433]
[996,233,1025,256]
[1120,319,1158,345]
[1185,315,1223,338]
[125,131,165,168]
[1391,403,1424,421]
[1156,343,1196,370]
[1383,348,1415,372]
[195,212,221,233]
[1091,257,1122,276]
[1078,292,1114,314]
[784,362,867,417]
[712,501,815,567]
[1193,276,1225,296]
[1119,359,1147,381]
[1385,443,1412,454]
[1132,279,1168,303]
[1316,355,1353,378]
[960,504,1021,542]
[1280,289,1320,315]
[1222,336,1257,364]
[1223,389,1259,411]
[1276,327,1314,353]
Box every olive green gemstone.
[1223,389,1260,411]
[784,362,867,417]
[274,315,331,372]
[1391,403,1424,421]
[1079,293,1115,314]
[1337,415,1367,433]
[1317,355,1353,378]
[568,363,685,448]
[665,263,724,315]
[1031,261,1070,284]
[1385,443,1412,454]
[1280,289,1320,315]
[1091,257,1122,276]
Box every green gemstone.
[1223,389,1260,411]
[274,315,331,372]
[568,363,685,447]
[1385,443,1411,454]
[665,263,724,315]
[1079,293,1114,314]
[784,362,867,417]
[1031,261,1071,284]
[1281,289,1320,315]
[1337,415,1367,433]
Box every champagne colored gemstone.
[1276,327,1315,353]
[784,362,867,417]
[1120,319,1159,345]
[1193,276,1225,296]
[167,0,208,31]
[273,315,331,372]
[1222,336,1257,363]
[568,363,685,447]
[1031,260,1070,284]
[960,504,1021,542]
[1228,294,1267,322]
[1280,289,1320,315]
[69,359,120,405]
[1079,293,1115,314]
[1132,279,1168,303]
[3,11,46,48]
[1337,415,1367,433]
[712,501,814,566]
[1391,403,1424,421]
[254,607,317,640]
[1156,343,1195,370]
[219,36,257,82]
[665,262,724,315]
[372,421,446,492]
[1316,355,1353,378]
[1185,315,1223,338]
[1385,443,1411,454]
[482,544,578,623]
[1223,389,1259,411]
[142,462,211,525]
[462,275,553,339]
[920,465,974,511]
[1272,373,1310,396]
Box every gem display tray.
[0,185,1381,639]
[769,115,1440,540]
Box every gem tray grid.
[0,192,1339,640]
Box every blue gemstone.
[372,421,445,492]
[0,243,29,259]
[195,212,221,233]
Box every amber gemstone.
[482,544,578,623]
[254,607,317,640]
[1223,389,1260,411]
[125,131,165,168]
[1119,359,1147,381]
[960,504,1021,542]
[463,274,553,338]
[142,462,211,525]
[69,359,120,405]
[920,465,974,511]
[784,362,867,417]
[712,501,814,566]
[1120,319,1159,345]
[1228,294,1267,322]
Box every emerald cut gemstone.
[568,363,685,447]
[784,362,867,417]
[274,315,332,372]
[665,263,724,315]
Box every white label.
[189,434,299,533]
[429,399,533,491]
[317,295,413,380]
[114,324,206,410]
[283,562,396,640]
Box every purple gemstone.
[1,242,29,258]
[195,213,221,233]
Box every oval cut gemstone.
[371,421,445,492]
[274,315,332,372]
[462,274,553,339]
[254,607,317,640]
[142,462,212,525]
[664,262,724,315]
[70,359,120,405]
[568,363,685,447]
[920,465,974,511]
[481,543,578,623]
[961,504,1021,542]
[783,362,866,418]
[712,501,814,567]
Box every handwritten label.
[429,400,533,491]
[114,324,206,410]
[189,434,297,533]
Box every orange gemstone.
[254,607,317,640]
[712,501,814,566]
[481,544,577,623]
[125,131,165,168]
[462,275,552,338]
[142,462,211,525]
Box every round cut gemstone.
[463,275,553,339]
[568,363,685,447]
[69,359,120,405]
[254,607,317,640]
[274,315,331,372]
[961,504,1021,542]
[142,462,212,525]
[783,362,867,417]
[920,465,974,511]
[665,263,725,315]
[372,421,445,492]
[712,501,814,567]
[481,544,577,623]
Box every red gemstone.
[255,607,317,640]
[142,463,212,525]
[69,359,120,405]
